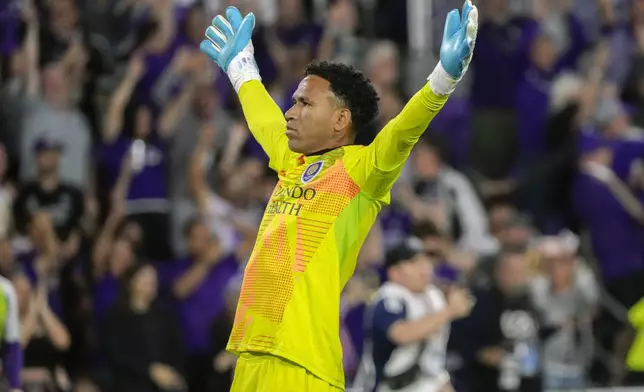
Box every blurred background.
[1,0,644,391]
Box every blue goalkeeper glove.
[428,0,478,95]
[200,6,261,92]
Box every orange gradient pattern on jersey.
[229,159,360,347]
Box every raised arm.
[368,85,449,174]
[350,1,478,198]
[200,7,293,171]
[104,56,144,143]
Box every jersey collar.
[297,146,344,165]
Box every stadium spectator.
[188,123,260,259]
[0,1,39,170]
[355,237,472,392]
[14,137,84,251]
[449,249,541,392]
[105,263,185,392]
[13,269,70,392]
[91,197,138,336]
[207,276,242,391]
[0,1,643,391]
[529,232,599,390]
[413,220,477,285]
[468,0,538,181]
[160,218,238,392]
[15,212,62,318]
[317,0,366,67]
[397,138,496,255]
[20,63,92,190]
[102,55,173,261]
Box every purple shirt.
[158,255,239,354]
[556,13,591,72]
[428,97,471,168]
[0,1,20,55]
[93,275,119,323]
[573,174,644,280]
[515,67,555,159]
[379,206,412,250]
[340,298,364,382]
[100,135,168,203]
[250,26,280,88]
[611,139,644,182]
[135,37,185,107]
[470,17,539,109]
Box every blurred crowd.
[0,0,644,391]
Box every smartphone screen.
[130,139,146,172]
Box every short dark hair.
[305,61,380,136]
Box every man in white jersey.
[355,237,473,392]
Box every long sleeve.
[1,280,22,389]
[344,83,448,200]
[104,309,152,379]
[371,84,447,171]
[237,81,295,171]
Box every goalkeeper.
[199,2,478,391]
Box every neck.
[304,139,352,156]
[305,146,340,157]
[39,173,59,191]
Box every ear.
[333,107,352,135]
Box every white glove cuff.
[226,45,261,93]
[427,62,461,96]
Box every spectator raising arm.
[29,213,60,273]
[576,42,610,126]
[31,269,70,351]
[158,78,197,139]
[91,151,134,277]
[144,0,175,53]
[103,56,145,143]
[21,0,40,99]
[92,199,126,279]
[218,122,249,178]
[189,122,257,260]
[189,123,217,217]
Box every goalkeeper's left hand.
[200,6,260,93]
[429,0,478,96]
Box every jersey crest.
[301,160,324,183]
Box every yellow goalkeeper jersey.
[227,80,448,389]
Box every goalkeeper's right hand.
[200,6,261,93]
